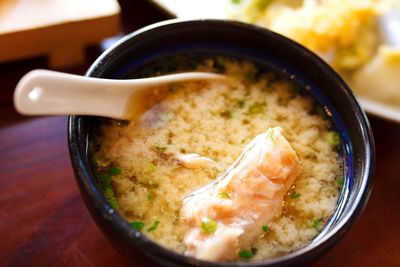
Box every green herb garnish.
[326,131,340,146]
[147,192,155,201]
[147,220,160,232]
[109,167,121,176]
[238,100,245,108]
[238,249,254,259]
[154,144,167,153]
[130,221,144,230]
[290,192,301,199]
[101,183,111,192]
[201,217,218,234]
[108,197,119,209]
[148,162,157,173]
[248,103,264,114]
[103,187,114,199]
[231,0,242,4]
[98,173,111,183]
[218,192,230,199]
[262,225,270,233]
[312,218,322,230]
[103,187,118,209]
[337,178,344,191]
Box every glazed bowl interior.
[68,19,374,267]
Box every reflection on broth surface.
[92,56,342,262]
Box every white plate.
[149,0,232,19]
[149,0,400,123]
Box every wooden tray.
[0,0,120,68]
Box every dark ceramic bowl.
[68,19,374,267]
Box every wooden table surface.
[1,1,400,267]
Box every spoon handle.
[14,69,224,119]
[14,69,133,119]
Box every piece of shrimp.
[182,127,301,261]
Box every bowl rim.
[68,18,375,267]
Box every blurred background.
[0,0,399,266]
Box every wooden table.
[1,1,399,266]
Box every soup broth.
[92,57,342,261]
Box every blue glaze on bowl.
[69,19,374,267]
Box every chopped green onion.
[262,225,270,233]
[231,0,242,4]
[101,182,111,192]
[154,145,167,153]
[201,217,218,234]
[97,173,111,183]
[312,218,322,230]
[248,103,264,115]
[218,192,230,199]
[99,179,111,191]
[147,192,155,201]
[337,178,344,191]
[147,220,160,232]
[326,131,340,146]
[104,187,114,199]
[238,249,254,259]
[290,192,301,199]
[109,198,119,209]
[103,187,118,209]
[148,162,157,173]
[238,100,245,108]
[109,167,122,176]
[130,221,144,230]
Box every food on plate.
[232,0,400,107]
[352,46,400,107]
[92,56,342,261]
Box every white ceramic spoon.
[14,70,224,120]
